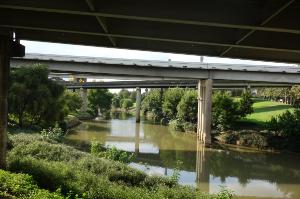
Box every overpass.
[11,53,300,83]
[62,80,293,89]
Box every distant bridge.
[62,80,293,89]
[11,53,300,83]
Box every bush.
[121,98,134,110]
[169,119,184,132]
[0,169,66,199]
[162,88,184,120]
[212,91,241,131]
[183,122,197,133]
[7,133,233,199]
[239,90,254,117]
[268,109,300,152]
[239,133,267,149]
[177,90,198,124]
[41,124,65,142]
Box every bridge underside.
[0,0,300,63]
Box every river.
[66,115,300,199]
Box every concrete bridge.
[11,53,300,83]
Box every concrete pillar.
[0,34,10,169]
[80,88,88,112]
[135,123,140,153]
[197,79,212,145]
[135,87,141,123]
[196,139,209,193]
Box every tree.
[111,95,121,108]
[121,98,133,111]
[9,65,67,127]
[63,90,83,114]
[142,89,163,119]
[212,91,240,131]
[239,90,254,117]
[162,88,184,120]
[118,89,130,99]
[88,89,113,116]
[177,90,198,123]
[129,90,137,103]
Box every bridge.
[11,53,300,83]
[62,80,293,89]
[1,0,300,168]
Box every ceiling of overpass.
[0,0,299,63]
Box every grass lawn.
[243,99,294,125]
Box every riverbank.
[4,132,233,199]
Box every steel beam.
[0,4,299,35]
[85,0,116,46]
[1,24,300,54]
[220,0,295,56]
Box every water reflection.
[67,116,300,199]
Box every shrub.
[212,91,240,131]
[169,119,184,132]
[7,133,233,199]
[41,124,65,142]
[177,90,198,124]
[216,131,239,144]
[99,146,135,164]
[239,90,254,117]
[162,88,184,120]
[239,133,267,149]
[121,98,134,110]
[183,122,197,133]
[0,169,66,199]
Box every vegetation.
[6,133,232,199]
[142,89,163,121]
[0,169,66,199]
[268,109,300,152]
[88,89,113,117]
[120,98,134,111]
[162,88,184,120]
[9,65,66,128]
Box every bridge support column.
[80,88,88,112]
[136,87,141,123]
[0,34,10,169]
[197,79,212,145]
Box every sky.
[21,40,295,66]
[20,40,296,93]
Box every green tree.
[142,89,163,119]
[239,90,254,117]
[88,89,113,116]
[121,98,133,111]
[9,65,66,127]
[118,89,130,99]
[63,90,83,114]
[177,90,198,123]
[129,90,137,103]
[212,91,240,131]
[111,95,121,108]
[162,88,184,120]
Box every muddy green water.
[67,115,300,199]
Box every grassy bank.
[4,133,232,199]
[245,99,293,123]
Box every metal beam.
[1,24,300,54]
[220,0,295,56]
[85,0,116,46]
[0,4,299,35]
